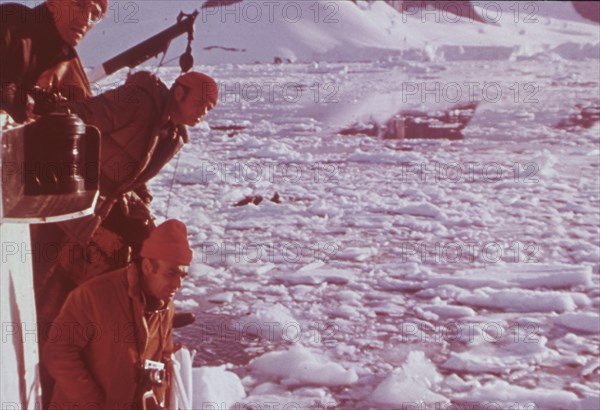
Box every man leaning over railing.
[44,219,193,410]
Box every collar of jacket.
[126,263,169,313]
[158,119,189,144]
[158,117,189,145]
[126,263,170,358]
[30,3,78,66]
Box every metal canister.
[24,112,86,195]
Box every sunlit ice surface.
[94,57,600,409]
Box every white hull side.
[1,223,41,409]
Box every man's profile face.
[48,0,104,47]
[174,86,216,126]
[143,259,188,303]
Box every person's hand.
[119,192,153,221]
[134,184,154,205]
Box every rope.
[165,151,182,218]
[155,41,183,219]
[153,52,181,77]
[160,55,181,67]
[154,52,168,76]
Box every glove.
[119,191,154,221]
[134,184,154,205]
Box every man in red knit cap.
[44,219,193,410]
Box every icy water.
[140,59,600,409]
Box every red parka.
[44,264,175,409]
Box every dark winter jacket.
[57,71,188,246]
[0,3,91,122]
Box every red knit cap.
[140,219,193,265]
[175,72,219,106]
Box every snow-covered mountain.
[69,0,600,68]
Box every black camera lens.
[148,369,164,386]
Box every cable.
[165,150,182,218]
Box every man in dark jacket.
[0,0,107,122]
[62,70,217,278]
[44,219,193,410]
